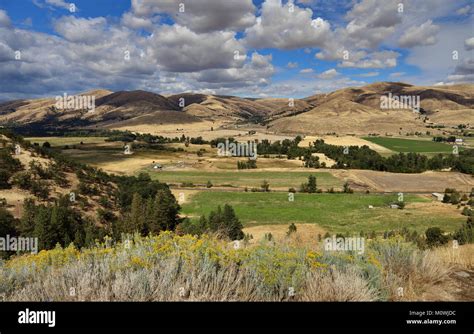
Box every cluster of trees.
[246,135,474,175]
[0,148,22,189]
[432,136,457,143]
[19,197,102,250]
[453,215,473,245]
[300,175,318,193]
[303,151,321,168]
[10,160,62,200]
[256,137,304,159]
[116,190,181,236]
[177,204,244,240]
[312,139,473,175]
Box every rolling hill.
[0,82,472,135]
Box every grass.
[149,170,341,189]
[26,137,106,147]
[363,137,455,154]
[182,192,464,234]
[0,233,451,301]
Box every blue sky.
[0,0,472,100]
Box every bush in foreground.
[0,233,450,302]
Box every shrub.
[261,180,270,192]
[425,227,448,248]
[287,223,297,236]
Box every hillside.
[269,82,474,135]
[0,82,472,135]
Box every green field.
[150,170,342,189]
[26,137,107,147]
[363,137,455,153]
[182,191,464,234]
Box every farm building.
[431,193,444,201]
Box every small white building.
[432,192,444,202]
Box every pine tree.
[33,206,54,250]
[208,205,223,233]
[149,189,180,234]
[129,192,145,234]
[222,204,244,240]
[18,198,36,235]
[307,175,317,193]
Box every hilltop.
[0,82,472,136]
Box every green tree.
[149,189,180,233]
[18,198,36,235]
[307,175,317,193]
[425,227,448,248]
[33,206,55,250]
[128,193,145,233]
[0,208,17,258]
[222,204,244,240]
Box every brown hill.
[270,82,474,135]
[0,82,472,135]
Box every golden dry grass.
[433,243,474,270]
[243,223,326,246]
[299,135,393,153]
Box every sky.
[0,0,473,100]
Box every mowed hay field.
[299,135,394,154]
[181,192,465,234]
[363,137,455,153]
[26,137,107,147]
[150,170,341,189]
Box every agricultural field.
[363,136,455,154]
[181,191,465,234]
[26,136,107,147]
[150,170,341,189]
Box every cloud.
[46,0,72,10]
[456,5,471,15]
[465,37,474,51]
[300,68,314,74]
[287,61,298,69]
[357,71,380,77]
[317,68,339,79]
[389,72,405,78]
[121,12,154,31]
[130,0,256,33]
[194,52,274,87]
[0,10,12,28]
[148,25,246,72]
[243,0,331,50]
[34,0,75,11]
[339,51,400,69]
[404,23,473,85]
[344,0,402,48]
[54,16,107,44]
[398,20,440,48]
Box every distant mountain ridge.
[0,82,472,135]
